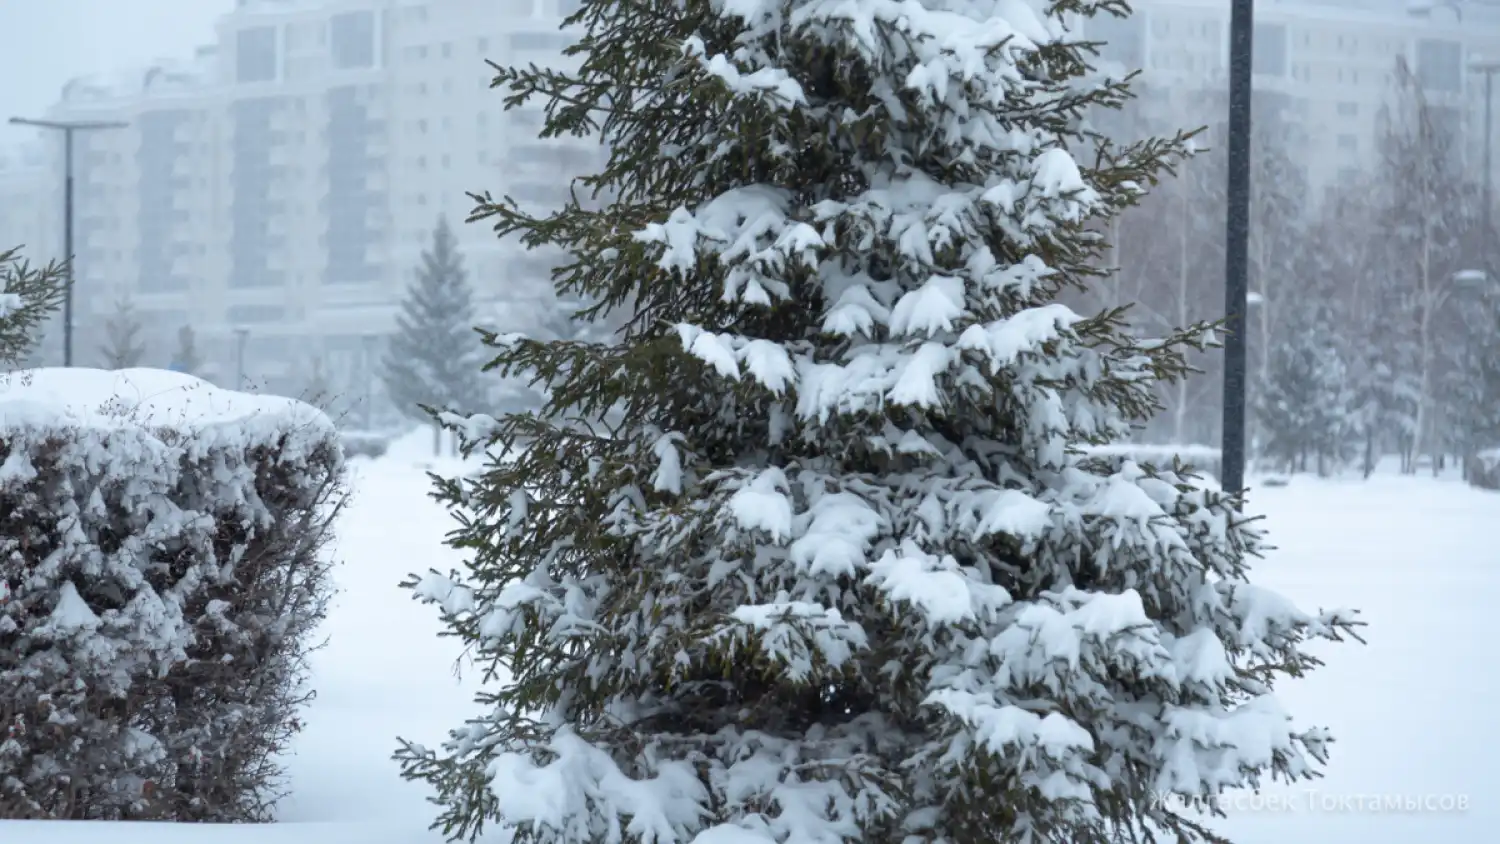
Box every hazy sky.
[0,0,231,151]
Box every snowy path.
[3,464,1496,843]
[1213,476,1499,843]
[273,459,490,835]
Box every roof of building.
[43,0,1500,111]
[53,45,219,110]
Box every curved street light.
[7,115,129,367]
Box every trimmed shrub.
[340,430,391,460]
[0,367,343,821]
[1467,448,1500,491]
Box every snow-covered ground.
[3,440,1495,842]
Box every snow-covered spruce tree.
[400,2,1362,842]
[383,216,487,453]
[0,247,67,365]
[1440,281,1500,478]
[1254,306,1355,475]
[100,295,148,369]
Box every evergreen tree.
[382,216,486,454]
[399,3,1361,843]
[1254,306,1354,474]
[100,296,147,369]
[0,247,67,366]
[171,324,203,375]
[1440,281,1500,475]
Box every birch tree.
[1373,57,1482,472]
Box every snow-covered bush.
[0,368,343,821]
[1467,448,1500,491]
[341,429,392,460]
[399,2,1363,843]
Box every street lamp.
[234,328,250,390]
[1452,268,1488,287]
[7,115,129,367]
[362,334,379,429]
[1221,0,1255,495]
[1469,58,1500,277]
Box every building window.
[236,26,278,83]
[1337,101,1358,117]
[511,181,572,209]
[1251,90,1297,126]
[1337,134,1357,151]
[1416,39,1462,93]
[330,10,376,69]
[508,143,598,176]
[227,304,286,325]
[1252,22,1288,77]
[508,32,576,53]
[1085,10,1145,69]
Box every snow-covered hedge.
[0,368,344,821]
[1468,448,1500,490]
[340,429,391,460]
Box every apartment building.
[0,144,54,265]
[0,145,65,366]
[1086,0,1500,198]
[20,0,599,392]
[20,0,1498,387]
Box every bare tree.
[1372,57,1482,473]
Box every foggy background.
[1,0,1499,476]
[0,0,229,130]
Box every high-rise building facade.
[0,144,54,267]
[1085,0,1500,197]
[16,0,599,393]
[10,0,1500,388]
[0,144,61,365]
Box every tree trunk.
[432,424,442,457]
[1412,239,1433,475]
[1362,426,1375,479]
[1172,186,1190,444]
